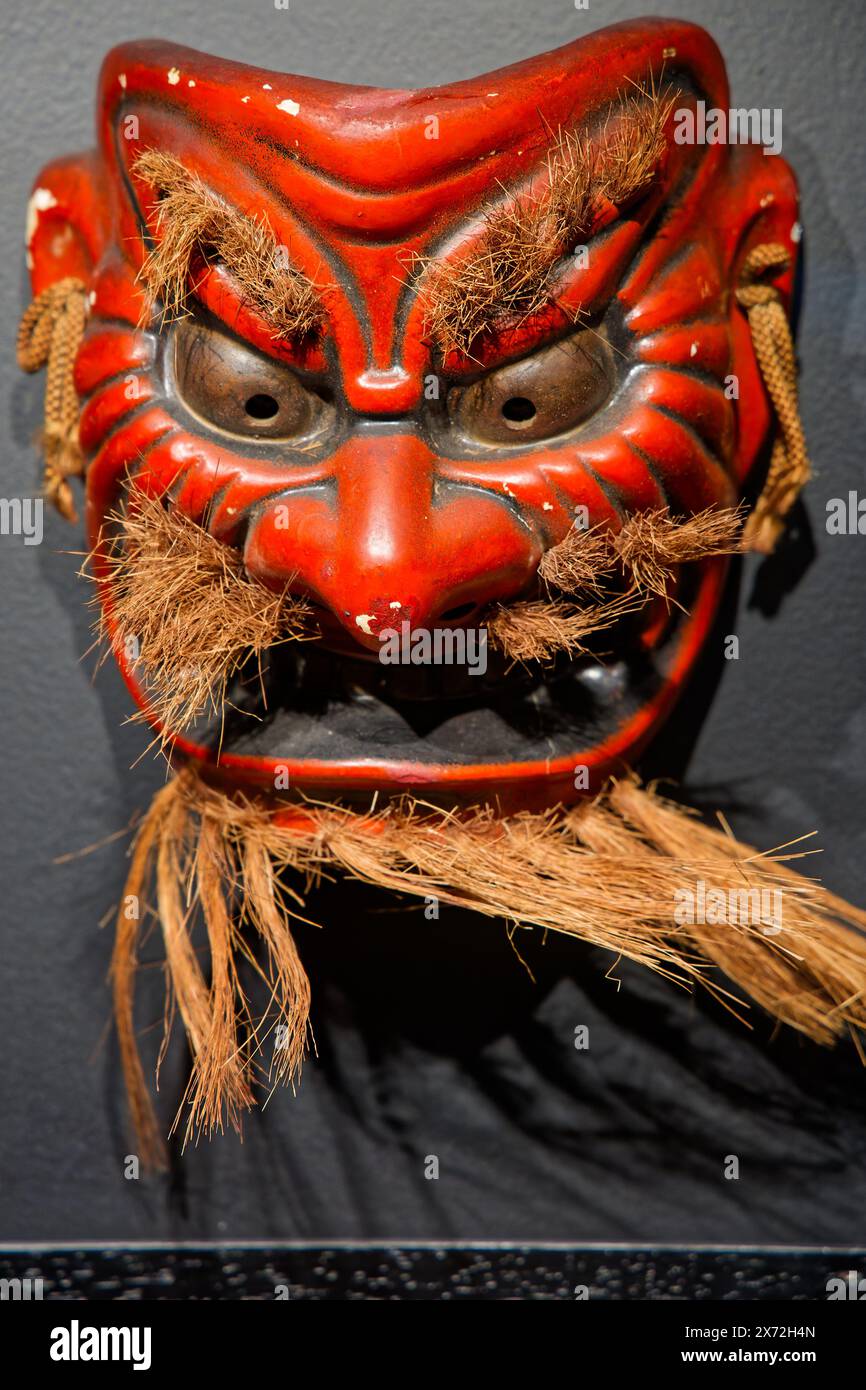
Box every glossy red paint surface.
[25,20,800,809]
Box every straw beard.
[97,499,866,1166]
[118,763,866,1169]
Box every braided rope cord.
[17,277,88,523]
[736,243,810,554]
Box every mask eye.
[447,327,616,445]
[173,317,333,441]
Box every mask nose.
[243,432,541,652]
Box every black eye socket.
[173,318,333,441]
[447,328,615,445]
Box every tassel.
[17,277,88,522]
[737,243,811,553]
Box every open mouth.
[118,566,715,810]
[183,606,667,769]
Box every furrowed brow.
[413,81,674,360]
[132,149,328,342]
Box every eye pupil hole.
[245,393,280,420]
[501,396,537,425]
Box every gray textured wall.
[2,0,866,1246]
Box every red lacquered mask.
[22,19,801,812]
[30,23,866,1170]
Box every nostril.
[440,601,478,622]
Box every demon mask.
[19,20,866,1163]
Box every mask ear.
[26,152,108,292]
[19,154,109,521]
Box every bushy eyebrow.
[412,82,674,360]
[132,149,328,341]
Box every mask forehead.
[98,23,729,402]
[99,22,729,198]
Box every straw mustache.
[93,495,745,740]
[93,493,311,745]
[487,506,745,661]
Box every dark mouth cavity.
[180,604,671,768]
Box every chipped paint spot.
[277,97,300,115]
[486,92,499,97]
[355,614,376,636]
[690,340,699,358]
[389,600,402,610]
[188,79,196,88]
[543,502,553,511]
[241,95,250,104]
[760,193,774,208]
[26,187,58,251]
[118,73,127,90]
[263,83,273,90]
[88,290,97,307]
[167,68,181,85]
[226,506,236,515]
[791,221,803,243]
